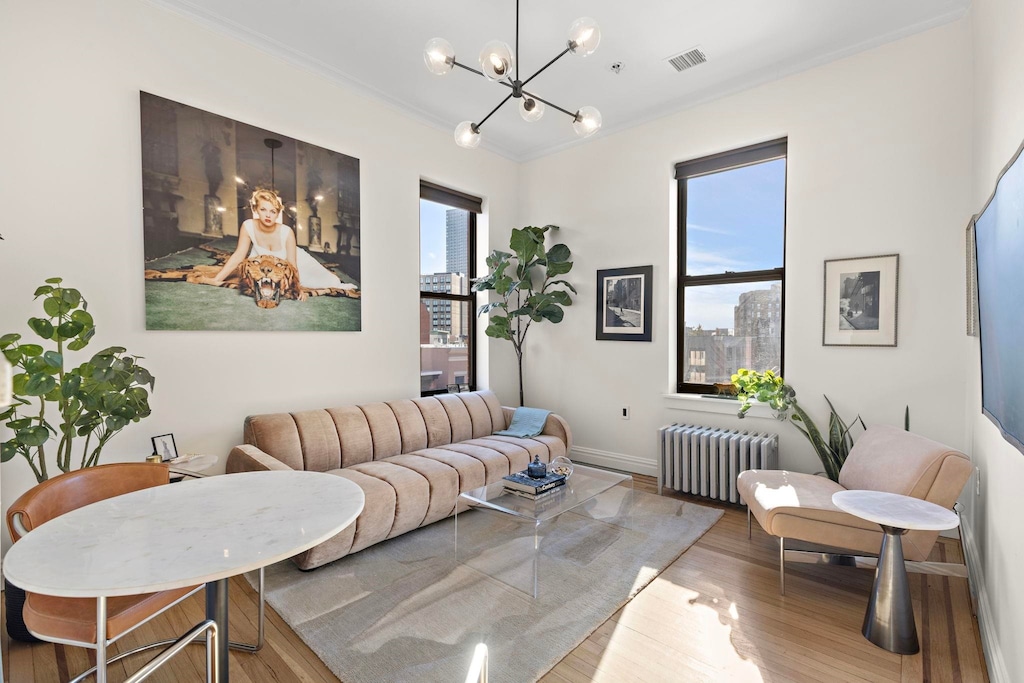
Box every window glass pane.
[420,199,469,294]
[682,281,781,385]
[685,158,785,275]
[420,299,470,393]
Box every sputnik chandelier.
[423,0,602,148]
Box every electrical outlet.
[975,466,981,496]
[621,406,630,420]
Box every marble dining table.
[3,469,365,682]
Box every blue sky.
[685,158,785,328]
[420,199,449,274]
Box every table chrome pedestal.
[832,490,960,655]
[864,524,918,654]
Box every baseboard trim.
[960,519,1010,683]
[569,446,658,478]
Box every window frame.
[675,139,787,394]
[419,181,480,397]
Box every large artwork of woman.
[140,92,362,331]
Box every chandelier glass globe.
[567,17,601,56]
[479,40,515,81]
[519,96,545,122]
[572,106,602,137]
[423,38,455,75]
[454,121,482,148]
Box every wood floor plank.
[3,475,988,682]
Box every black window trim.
[420,181,480,396]
[675,138,788,394]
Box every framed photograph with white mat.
[596,265,653,342]
[822,254,899,347]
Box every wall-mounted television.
[974,139,1024,454]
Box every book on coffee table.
[503,482,566,500]
[502,470,566,494]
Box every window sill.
[662,393,778,420]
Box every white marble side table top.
[168,453,219,475]
[832,490,960,531]
[3,470,364,597]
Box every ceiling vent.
[667,47,707,73]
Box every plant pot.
[5,579,40,643]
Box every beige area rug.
[254,487,722,682]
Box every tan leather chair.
[6,462,214,683]
[737,425,972,594]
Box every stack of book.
[502,470,567,499]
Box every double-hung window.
[675,139,787,393]
[419,181,480,395]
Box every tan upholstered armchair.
[736,425,972,594]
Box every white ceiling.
[153,0,970,161]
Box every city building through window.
[675,139,787,393]
[419,181,481,395]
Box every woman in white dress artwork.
[200,188,354,296]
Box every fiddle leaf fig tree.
[0,278,156,483]
[473,225,575,406]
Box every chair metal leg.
[779,537,786,596]
[69,572,266,683]
[954,503,978,616]
[95,597,108,683]
[123,619,219,683]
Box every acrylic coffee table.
[456,463,633,597]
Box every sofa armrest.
[500,406,573,452]
[226,444,295,473]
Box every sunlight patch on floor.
[593,574,764,682]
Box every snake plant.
[732,368,867,482]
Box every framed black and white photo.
[596,266,653,342]
[823,254,899,347]
[152,433,178,461]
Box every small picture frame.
[151,433,178,461]
[822,254,899,347]
[596,266,653,342]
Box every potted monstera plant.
[1,277,156,640]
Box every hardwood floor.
[2,475,987,682]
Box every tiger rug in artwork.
[238,255,300,308]
[144,252,360,307]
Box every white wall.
[517,20,974,477]
[963,0,1024,680]
[0,0,519,548]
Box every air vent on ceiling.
[667,47,707,73]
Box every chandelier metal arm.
[519,46,572,90]
[476,92,516,129]
[451,59,487,79]
[521,90,578,120]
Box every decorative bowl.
[548,455,574,478]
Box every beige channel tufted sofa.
[226,390,572,570]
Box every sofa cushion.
[411,448,487,492]
[292,409,342,472]
[412,398,454,447]
[322,406,371,468]
[348,461,429,539]
[360,403,404,460]
[382,454,459,524]
[243,413,305,471]
[387,400,429,453]
[436,394,474,443]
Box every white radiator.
[657,424,778,503]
